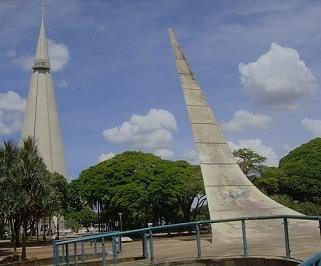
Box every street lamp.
[118,213,123,251]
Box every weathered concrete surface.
[167,28,312,240]
[21,18,66,177]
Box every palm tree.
[0,140,20,254]
[1,137,59,259]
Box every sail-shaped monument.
[168,28,302,240]
[21,16,67,177]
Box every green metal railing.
[52,215,321,265]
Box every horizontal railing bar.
[53,214,321,246]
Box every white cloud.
[301,118,321,137]
[13,39,69,72]
[13,55,34,70]
[0,90,26,112]
[97,24,108,32]
[223,109,271,132]
[98,152,116,163]
[239,42,317,109]
[282,144,294,156]
[183,149,199,164]
[154,149,174,159]
[48,39,70,72]
[57,80,69,88]
[228,139,278,166]
[5,50,16,57]
[103,108,177,150]
[0,91,26,135]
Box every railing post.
[112,236,118,264]
[102,237,106,266]
[74,242,78,265]
[94,239,97,256]
[195,224,201,259]
[149,229,154,264]
[53,242,59,266]
[142,232,149,258]
[61,244,65,264]
[81,241,85,263]
[65,244,70,266]
[119,234,122,251]
[241,219,248,256]
[283,218,291,259]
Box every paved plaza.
[1,219,320,265]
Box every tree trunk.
[21,221,27,260]
[13,220,20,247]
[57,215,60,240]
[36,221,39,243]
[48,216,52,237]
[98,202,101,233]
[0,219,5,239]
[9,219,17,255]
[42,217,46,242]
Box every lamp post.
[118,213,123,251]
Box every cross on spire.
[40,1,47,22]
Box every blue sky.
[0,0,321,178]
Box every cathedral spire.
[33,3,50,69]
[21,11,67,177]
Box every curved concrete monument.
[21,17,67,177]
[168,29,302,240]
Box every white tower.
[21,16,67,177]
[168,29,300,239]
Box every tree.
[253,138,321,216]
[279,137,321,204]
[0,140,19,249]
[0,137,59,260]
[233,148,266,180]
[254,167,286,195]
[74,151,206,230]
[65,205,97,232]
[51,173,68,239]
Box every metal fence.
[52,214,321,265]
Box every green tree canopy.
[0,137,60,259]
[233,148,266,180]
[279,137,321,180]
[253,138,321,215]
[74,151,205,230]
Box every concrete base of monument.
[211,219,320,258]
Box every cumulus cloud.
[183,149,199,164]
[0,91,26,135]
[13,39,69,72]
[98,152,116,163]
[0,90,26,112]
[48,39,70,71]
[301,118,321,137]
[228,139,278,166]
[223,109,271,132]
[13,55,34,70]
[5,50,16,57]
[103,109,177,150]
[154,149,174,159]
[57,80,69,88]
[97,24,108,32]
[239,42,317,109]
